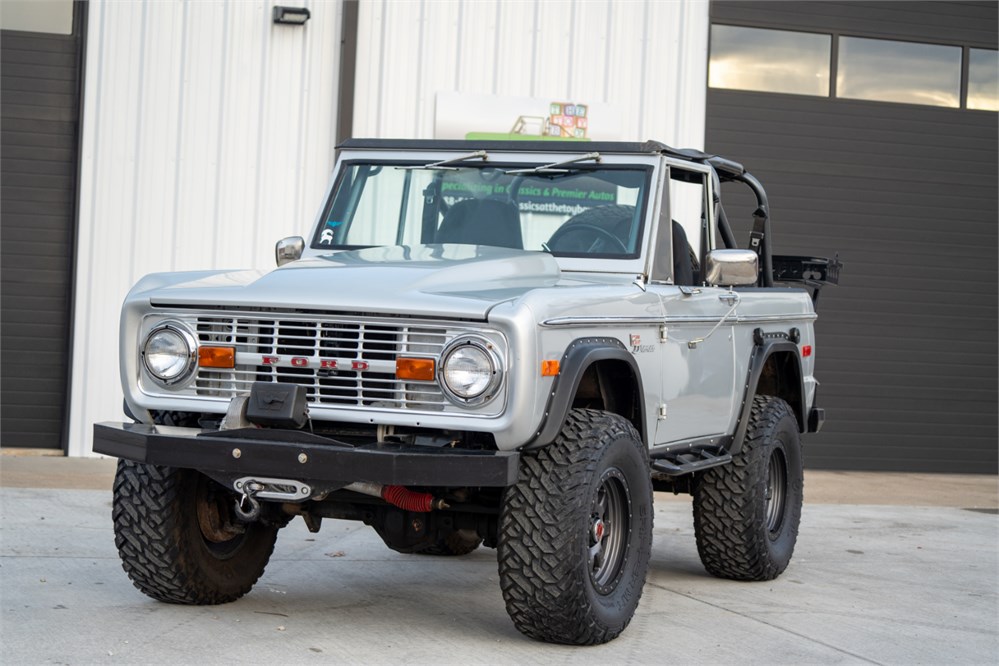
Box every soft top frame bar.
[337,138,840,297]
[337,138,746,173]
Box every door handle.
[689,294,740,349]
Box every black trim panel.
[338,138,672,155]
[730,339,805,455]
[808,407,825,434]
[526,337,645,449]
[93,422,519,487]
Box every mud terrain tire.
[112,459,278,604]
[693,395,803,580]
[498,409,653,645]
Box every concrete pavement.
[1,458,996,664]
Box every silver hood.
[135,245,562,320]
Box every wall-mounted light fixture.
[273,6,311,25]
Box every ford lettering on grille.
[255,355,371,371]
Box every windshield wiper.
[504,152,601,175]
[398,150,488,171]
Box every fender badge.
[630,333,654,354]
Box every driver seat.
[671,221,697,286]
[436,198,523,249]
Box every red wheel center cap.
[593,520,605,542]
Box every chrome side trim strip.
[540,316,665,328]
[541,313,818,327]
[749,313,818,323]
[665,313,819,324]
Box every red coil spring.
[381,485,434,513]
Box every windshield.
[311,160,651,258]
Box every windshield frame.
[304,149,663,274]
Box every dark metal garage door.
[1,6,85,449]
[706,1,998,473]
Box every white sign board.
[435,92,623,141]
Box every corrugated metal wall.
[352,0,709,148]
[1,11,84,449]
[67,0,343,456]
[706,1,998,473]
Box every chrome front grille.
[182,314,458,411]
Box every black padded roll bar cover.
[660,145,744,180]
[705,155,745,179]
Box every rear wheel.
[112,459,278,604]
[692,395,803,580]
[498,409,653,645]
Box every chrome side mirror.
[275,236,304,267]
[705,249,758,287]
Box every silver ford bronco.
[95,139,837,645]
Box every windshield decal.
[320,220,343,244]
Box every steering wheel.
[547,223,629,254]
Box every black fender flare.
[525,337,646,450]
[730,337,806,455]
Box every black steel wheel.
[692,395,803,581]
[765,447,788,534]
[112,459,278,604]
[588,469,631,592]
[497,409,653,645]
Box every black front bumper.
[94,422,519,487]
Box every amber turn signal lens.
[198,346,235,368]
[541,360,560,377]
[396,357,435,381]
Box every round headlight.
[440,338,502,405]
[142,324,196,385]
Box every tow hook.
[232,476,313,522]
[234,490,262,522]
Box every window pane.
[968,49,999,111]
[837,37,961,107]
[669,175,707,281]
[709,25,830,96]
[315,162,650,259]
[0,0,73,35]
